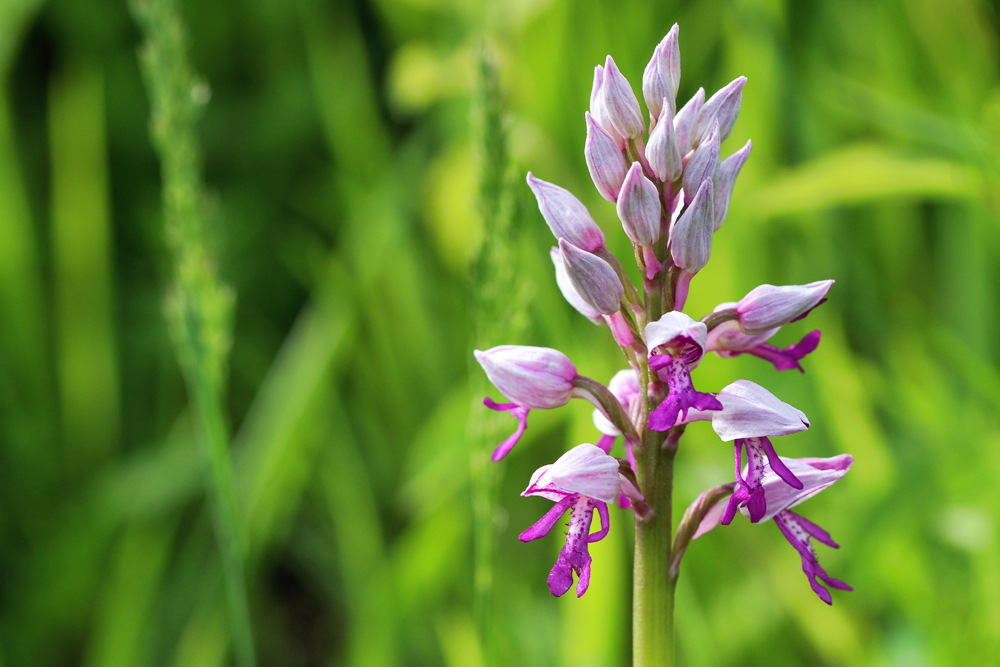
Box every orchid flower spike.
[707,301,821,372]
[527,173,606,252]
[617,162,662,278]
[736,280,834,335]
[520,444,621,597]
[474,346,578,461]
[645,312,723,431]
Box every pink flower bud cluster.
[474,24,850,606]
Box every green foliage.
[1,0,999,665]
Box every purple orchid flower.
[520,444,623,597]
[474,346,578,461]
[736,280,834,335]
[645,312,723,431]
[706,301,822,372]
[695,454,853,604]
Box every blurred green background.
[2,0,1000,665]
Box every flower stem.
[633,424,679,667]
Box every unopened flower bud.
[617,162,661,247]
[590,66,625,149]
[642,24,681,121]
[646,101,683,182]
[559,239,624,315]
[691,76,746,147]
[736,280,834,335]
[474,345,577,409]
[681,121,720,206]
[601,56,645,140]
[585,112,629,202]
[550,247,604,325]
[714,140,751,230]
[527,173,606,252]
[673,87,704,155]
[670,178,714,274]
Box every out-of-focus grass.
[0,0,999,665]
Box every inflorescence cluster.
[475,24,852,605]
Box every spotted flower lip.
[520,444,620,597]
[526,173,606,252]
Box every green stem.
[633,424,681,667]
[190,361,257,667]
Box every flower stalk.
[473,22,851,667]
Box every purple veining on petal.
[519,495,575,542]
[647,354,723,431]
[774,510,852,605]
[745,330,821,372]
[484,399,531,461]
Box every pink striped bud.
[646,101,683,182]
[550,247,604,325]
[585,112,629,202]
[616,162,661,246]
[590,65,626,149]
[682,121,720,206]
[527,172,606,252]
[692,76,746,147]
[474,345,577,409]
[558,239,623,315]
[642,24,681,122]
[601,55,645,140]
[673,87,704,155]
[670,178,714,273]
[736,280,834,335]
[714,140,751,230]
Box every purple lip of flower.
[720,436,803,524]
[776,509,853,605]
[520,445,621,597]
[750,453,853,604]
